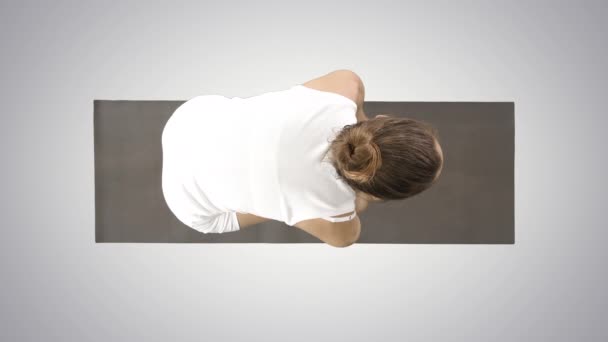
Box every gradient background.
[1,0,606,341]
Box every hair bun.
[329,116,443,201]
[337,126,382,183]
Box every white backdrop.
[0,1,606,341]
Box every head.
[326,114,444,202]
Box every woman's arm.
[235,212,272,229]
[293,214,361,248]
[301,69,367,122]
[354,73,369,122]
[237,211,360,247]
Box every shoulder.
[301,69,362,105]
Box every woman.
[161,69,443,247]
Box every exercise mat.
[94,99,514,244]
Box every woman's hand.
[356,107,369,122]
[355,194,370,214]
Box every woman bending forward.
[161,69,444,247]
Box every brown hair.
[326,115,443,201]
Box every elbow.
[333,69,363,84]
[328,240,354,248]
[331,69,364,93]
[327,225,361,248]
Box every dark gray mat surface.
[94,99,514,244]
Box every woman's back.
[161,83,359,233]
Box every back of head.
[327,115,443,201]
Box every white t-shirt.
[161,84,358,233]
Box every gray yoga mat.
[94,99,514,244]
